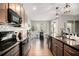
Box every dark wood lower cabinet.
[64,50,71,56]
[1,39,30,56]
[55,45,63,56]
[3,44,20,56]
[52,44,56,56]
[52,39,56,56]
[52,39,63,56]
[51,38,79,56]
[64,45,79,56]
[22,41,30,56]
[20,39,30,56]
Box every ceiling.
[23,3,79,21]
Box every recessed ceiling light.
[33,6,37,10]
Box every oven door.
[0,31,17,51]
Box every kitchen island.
[50,36,79,56]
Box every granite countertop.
[0,42,20,56]
[54,36,79,51]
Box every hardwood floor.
[28,38,53,56]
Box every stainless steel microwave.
[8,9,22,27]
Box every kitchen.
[0,3,79,56]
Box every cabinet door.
[64,45,79,56]
[52,39,63,56]
[52,39,56,55]
[53,44,56,56]
[55,45,63,56]
[0,3,5,9]
[64,50,71,56]
[9,3,16,12]
[22,39,30,56]
[15,4,21,16]
[0,3,8,24]
[9,3,21,16]
[21,5,25,27]
[4,44,20,56]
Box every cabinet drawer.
[64,50,71,56]
[55,45,63,56]
[53,39,56,44]
[4,45,19,56]
[55,39,63,48]
[53,45,56,56]
[14,51,19,56]
[64,45,79,56]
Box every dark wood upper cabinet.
[0,3,26,25]
[9,3,16,12]
[0,3,6,9]
[0,3,8,24]
[21,6,25,26]
[9,3,26,26]
[9,3,22,17]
